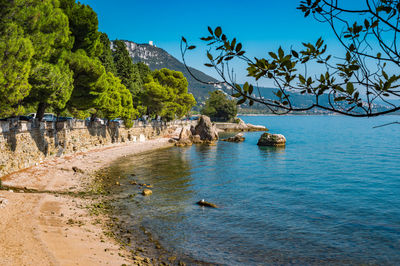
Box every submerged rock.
[196,199,218,208]
[142,188,152,196]
[221,133,245,142]
[257,133,286,146]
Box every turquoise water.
[106,116,400,265]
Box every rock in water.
[221,133,245,142]
[257,133,286,146]
[175,127,193,146]
[196,199,218,208]
[179,127,192,140]
[192,115,219,141]
[142,189,152,196]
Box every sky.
[79,0,365,86]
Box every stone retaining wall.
[0,119,196,177]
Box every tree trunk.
[90,113,97,122]
[36,102,46,122]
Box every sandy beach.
[0,137,174,266]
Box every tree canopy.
[142,68,196,120]
[201,90,237,122]
[182,0,400,117]
[0,0,195,124]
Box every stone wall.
[0,119,195,177]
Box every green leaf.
[182,37,187,43]
[215,27,222,37]
[346,83,354,94]
[187,45,196,50]
[204,63,214,67]
[235,43,242,52]
[269,52,278,60]
[232,92,241,97]
[278,47,284,58]
[208,26,213,35]
[237,98,246,105]
[334,96,346,102]
[207,52,213,61]
[243,82,249,92]
[364,19,370,29]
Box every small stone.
[142,189,152,196]
[168,256,177,261]
[72,166,84,173]
[196,199,218,208]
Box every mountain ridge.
[120,40,224,102]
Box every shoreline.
[0,137,175,265]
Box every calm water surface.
[105,116,400,265]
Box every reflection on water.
[103,116,400,265]
[258,145,286,157]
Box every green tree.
[182,1,400,117]
[98,32,117,75]
[59,0,101,57]
[142,68,196,120]
[112,40,141,98]
[201,90,237,122]
[135,62,151,85]
[93,72,137,126]
[13,0,74,120]
[26,59,74,116]
[66,50,106,112]
[0,23,34,117]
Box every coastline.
[0,137,174,265]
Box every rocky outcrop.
[175,128,193,147]
[192,115,218,141]
[215,118,268,132]
[179,128,192,140]
[221,133,245,142]
[246,123,269,131]
[257,133,286,147]
[175,116,219,147]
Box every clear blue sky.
[79,0,362,86]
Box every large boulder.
[221,133,245,142]
[192,115,219,141]
[175,127,193,147]
[179,127,192,140]
[257,133,286,146]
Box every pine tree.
[98,32,117,75]
[0,23,34,116]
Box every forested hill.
[120,40,224,102]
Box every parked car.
[110,118,123,126]
[27,113,57,122]
[0,115,33,121]
[57,116,74,122]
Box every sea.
[102,115,400,265]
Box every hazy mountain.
[119,40,396,115]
